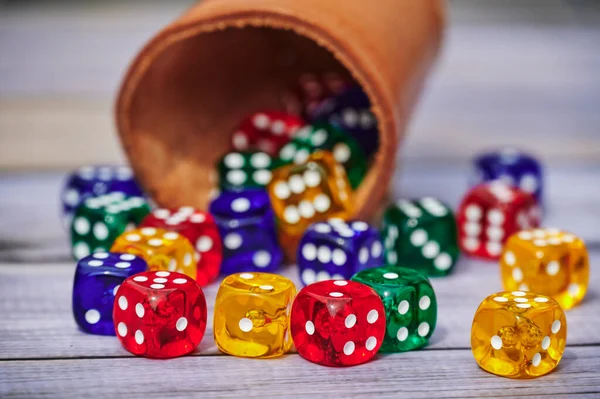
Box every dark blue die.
[61,165,144,229]
[311,86,379,158]
[72,252,147,335]
[297,219,384,285]
[472,148,543,204]
[209,189,283,274]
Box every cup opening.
[124,26,380,210]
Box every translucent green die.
[217,151,273,191]
[382,198,459,277]
[351,266,437,352]
[277,122,367,189]
[70,192,150,260]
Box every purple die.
[209,189,283,274]
[72,252,147,335]
[311,86,378,158]
[61,165,144,229]
[472,148,543,204]
[297,219,384,285]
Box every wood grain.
[0,250,598,360]
[1,347,599,398]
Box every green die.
[217,151,273,190]
[351,266,437,352]
[70,192,150,260]
[277,122,367,189]
[382,197,459,277]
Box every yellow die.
[471,291,567,378]
[214,272,296,358]
[111,227,197,280]
[500,228,589,309]
[267,151,353,238]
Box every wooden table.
[1,1,599,398]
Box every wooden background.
[0,0,599,397]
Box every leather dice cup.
[114,0,445,220]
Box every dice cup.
[115,0,445,220]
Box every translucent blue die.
[72,252,147,335]
[209,189,283,274]
[61,165,144,229]
[311,87,379,159]
[472,148,543,204]
[297,219,384,285]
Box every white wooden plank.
[0,251,598,360]
[0,346,599,398]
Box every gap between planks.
[0,347,599,398]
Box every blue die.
[472,148,543,204]
[297,219,384,285]
[61,165,144,229]
[311,86,379,158]
[209,189,283,274]
[72,252,147,335]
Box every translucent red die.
[290,280,386,367]
[140,207,222,286]
[457,182,540,259]
[230,111,305,156]
[113,271,207,358]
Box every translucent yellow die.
[111,227,197,281]
[500,228,589,309]
[471,291,567,378]
[267,151,353,238]
[213,272,296,358]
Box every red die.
[282,72,352,118]
[290,280,386,367]
[457,182,540,259]
[113,271,207,358]
[231,111,305,156]
[140,207,222,286]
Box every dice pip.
[297,219,383,285]
[209,189,283,274]
[500,228,589,310]
[382,197,459,276]
[290,280,386,366]
[113,271,207,358]
[457,182,540,259]
[214,272,296,358]
[471,291,566,378]
[111,227,197,280]
[71,192,150,260]
[73,252,147,335]
[140,207,222,286]
[351,266,437,352]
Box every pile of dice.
[63,74,588,378]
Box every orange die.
[267,151,353,238]
[500,228,589,310]
[111,227,197,281]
